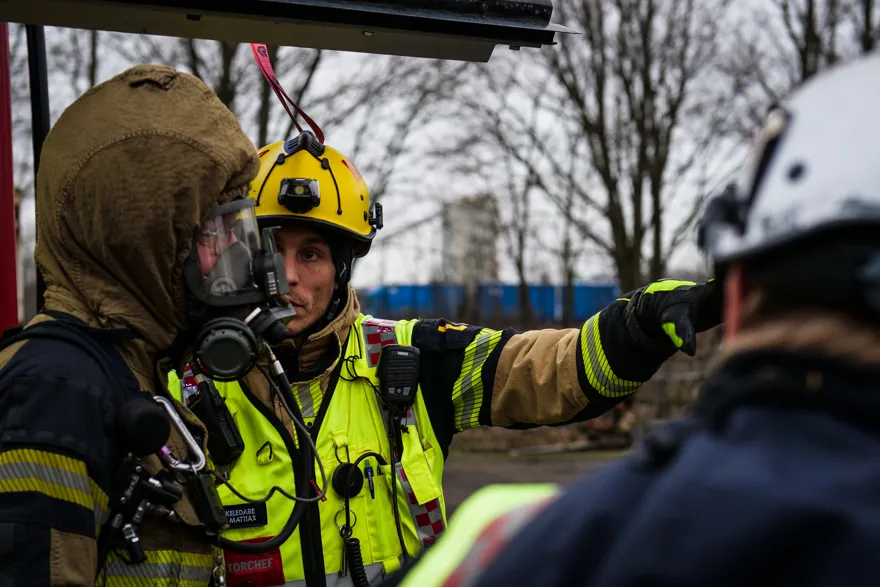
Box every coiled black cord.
[345,537,370,587]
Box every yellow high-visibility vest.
[170,314,447,586]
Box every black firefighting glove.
[623,279,722,357]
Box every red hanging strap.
[251,43,325,144]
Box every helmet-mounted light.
[279,178,321,214]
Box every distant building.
[440,193,500,285]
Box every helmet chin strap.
[324,286,346,323]
[324,234,354,323]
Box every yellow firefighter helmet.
[248,131,383,257]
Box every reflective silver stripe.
[580,314,642,398]
[282,561,388,586]
[0,458,107,526]
[0,460,91,497]
[0,450,108,530]
[104,560,213,582]
[402,407,416,427]
[295,381,315,417]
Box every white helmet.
[699,52,880,265]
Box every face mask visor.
[191,199,263,305]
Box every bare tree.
[719,0,880,139]
[439,0,732,293]
[48,28,97,98]
[8,24,33,195]
[115,38,249,112]
[502,169,535,327]
[15,30,479,290]
[555,188,586,326]
[110,35,471,212]
[339,57,474,205]
[852,0,879,51]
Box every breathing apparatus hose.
[211,352,317,554]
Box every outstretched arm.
[414,279,721,447]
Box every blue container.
[357,281,621,323]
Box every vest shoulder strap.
[360,316,401,368]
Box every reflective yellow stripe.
[579,314,642,398]
[643,279,695,294]
[437,323,468,332]
[0,449,108,529]
[451,329,503,431]
[103,549,215,586]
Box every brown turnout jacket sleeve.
[412,298,673,454]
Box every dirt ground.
[441,449,627,515]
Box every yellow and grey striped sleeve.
[486,298,672,428]
[412,319,514,449]
[0,370,120,585]
[0,446,111,586]
[0,448,110,534]
[413,302,672,444]
[449,328,505,432]
[577,312,643,400]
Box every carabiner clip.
[153,396,207,473]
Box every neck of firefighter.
[719,265,880,365]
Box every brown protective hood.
[34,65,260,363]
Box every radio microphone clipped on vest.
[376,345,420,411]
[186,362,246,467]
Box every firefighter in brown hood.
[0,64,267,585]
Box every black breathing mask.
[183,198,295,382]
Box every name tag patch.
[224,502,268,529]
[224,537,285,587]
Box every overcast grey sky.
[10,0,799,290]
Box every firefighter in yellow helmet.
[168,130,723,587]
[248,131,381,333]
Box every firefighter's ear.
[723,265,746,340]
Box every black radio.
[376,345,420,410]
[186,364,245,467]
